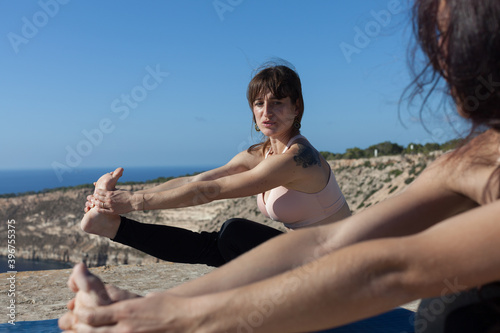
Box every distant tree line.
[320,138,461,160]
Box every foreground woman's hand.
[59,264,207,333]
[71,292,206,333]
[59,263,140,332]
[59,263,141,332]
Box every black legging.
[415,282,500,332]
[112,216,283,267]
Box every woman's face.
[253,91,298,138]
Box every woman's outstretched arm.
[86,150,258,213]
[73,199,500,333]
[90,147,313,214]
[165,161,472,298]
[134,151,255,194]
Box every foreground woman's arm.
[74,199,500,333]
[165,162,473,297]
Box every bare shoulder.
[192,149,264,182]
[283,138,330,191]
[235,148,265,170]
[412,131,500,205]
[408,151,464,195]
[286,138,324,169]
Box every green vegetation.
[409,163,427,177]
[320,138,461,161]
[373,162,396,171]
[388,169,403,177]
[405,177,416,184]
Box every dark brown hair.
[408,0,500,133]
[407,0,500,202]
[246,63,304,154]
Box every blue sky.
[0,0,464,172]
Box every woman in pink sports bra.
[79,63,351,267]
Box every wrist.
[132,193,145,211]
[191,294,228,333]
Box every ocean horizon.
[0,165,217,196]
[0,256,73,274]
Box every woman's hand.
[59,263,142,332]
[90,189,141,215]
[71,292,205,333]
[83,168,124,214]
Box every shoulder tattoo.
[294,144,321,168]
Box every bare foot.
[81,168,123,238]
[60,263,112,329]
[69,263,112,310]
[59,263,141,331]
[81,208,122,238]
[105,284,141,301]
[95,167,124,192]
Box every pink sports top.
[256,135,346,230]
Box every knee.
[217,219,246,262]
[218,218,242,241]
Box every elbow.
[354,240,429,305]
[363,260,418,306]
[377,265,427,305]
[189,174,203,183]
[397,264,471,304]
[376,254,466,306]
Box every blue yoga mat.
[0,319,61,332]
[0,308,414,332]
[317,308,415,333]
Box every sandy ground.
[0,262,214,323]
